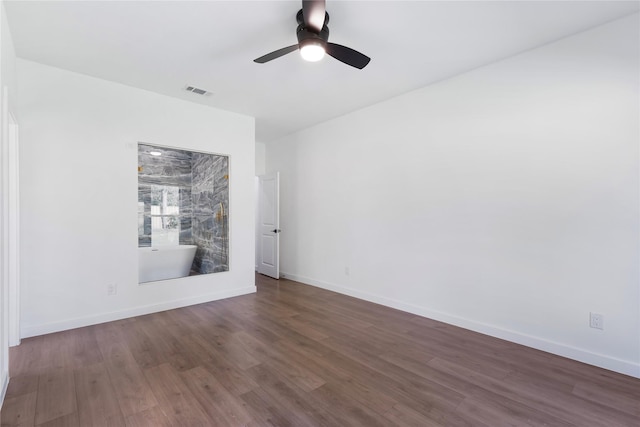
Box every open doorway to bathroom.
[137,143,229,283]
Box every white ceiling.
[5,1,639,142]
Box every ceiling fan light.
[300,40,325,62]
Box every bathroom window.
[150,185,180,246]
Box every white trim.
[0,85,9,411]
[21,286,255,338]
[7,109,18,346]
[254,176,260,273]
[282,271,640,379]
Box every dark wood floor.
[1,274,639,426]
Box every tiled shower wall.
[138,144,229,275]
[192,153,229,273]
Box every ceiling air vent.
[185,85,211,96]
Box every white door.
[258,172,280,279]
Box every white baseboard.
[282,272,640,379]
[0,372,8,410]
[21,286,256,339]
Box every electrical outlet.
[107,283,118,296]
[345,267,350,276]
[589,312,603,330]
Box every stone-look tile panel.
[138,144,192,187]
[192,153,229,274]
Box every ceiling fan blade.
[254,44,299,63]
[302,0,326,33]
[326,43,371,69]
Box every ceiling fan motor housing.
[296,9,330,50]
[297,24,329,48]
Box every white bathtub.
[139,245,197,283]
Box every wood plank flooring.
[2,273,639,426]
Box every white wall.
[17,59,256,338]
[255,141,266,176]
[266,15,640,377]
[0,0,18,407]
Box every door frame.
[2,86,20,347]
[7,108,19,346]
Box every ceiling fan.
[254,0,370,69]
